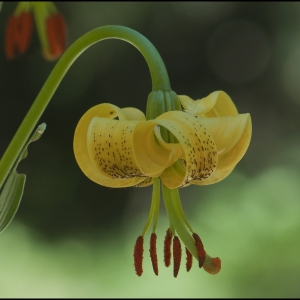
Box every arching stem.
[0,25,171,189]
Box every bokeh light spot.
[207,19,270,84]
[282,45,300,105]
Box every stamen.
[185,247,193,272]
[203,256,221,275]
[150,233,158,275]
[192,233,206,268]
[164,228,172,267]
[134,235,144,276]
[173,236,182,278]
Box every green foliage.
[0,123,46,233]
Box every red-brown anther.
[173,236,182,278]
[164,228,172,267]
[134,235,144,276]
[192,233,206,268]
[45,12,67,60]
[185,247,193,272]
[5,12,33,59]
[150,233,158,276]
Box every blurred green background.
[1,2,300,297]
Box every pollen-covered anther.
[173,236,182,278]
[163,228,172,267]
[150,233,158,276]
[185,247,193,272]
[134,235,144,276]
[192,232,206,268]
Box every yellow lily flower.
[74,90,251,277]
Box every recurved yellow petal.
[202,91,238,117]
[178,93,217,116]
[192,113,251,185]
[178,91,238,117]
[86,117,149,185]
[216,113,252,171]
[74,103,146,187]
[122,107,146,121]
[133,122,182,178]
[191,166,234,185]
[199,114,250,156]
[155,111,218,188]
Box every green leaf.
[0,123,46,233]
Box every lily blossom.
[73,90,252,277]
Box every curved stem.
[0,25,171,189]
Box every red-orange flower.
[5,12,33,59]
[44,12,66,60]
[4,2,67,61]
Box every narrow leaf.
[0,123,46,233]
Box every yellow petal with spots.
[155,111,218,188]
[74,103,146,187]
[199,114,251,155]
[191,166,235,185]
[87,117,146,180]
[133,121,182,177]
[191,113,251,185]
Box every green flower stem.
[141,177,160,236]
[0,25,171,189]
[162,184,199,260]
